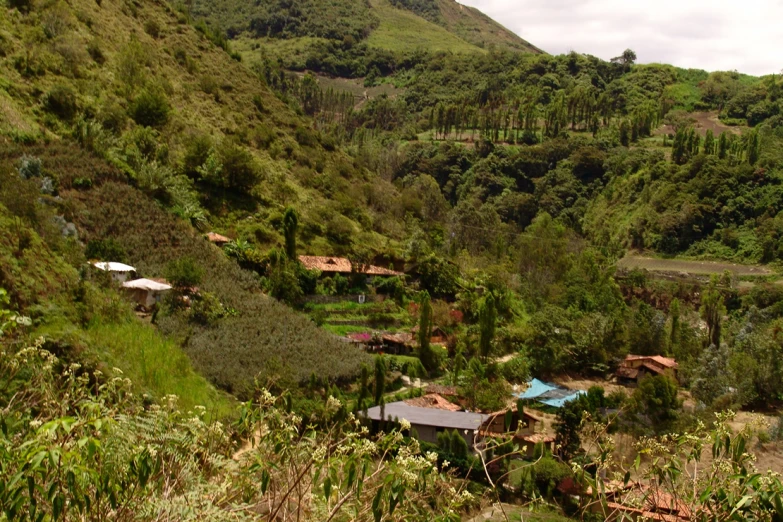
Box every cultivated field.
[617,255,774,277]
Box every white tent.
[91,261,136,282]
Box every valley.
[1,0,783,519]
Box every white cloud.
[459,0,783,75]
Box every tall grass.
[88,321,236,418]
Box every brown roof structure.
[382,332,415,346]
[625,355,678,369]
[404,393,461,412]
[424,384,458,397]
[206,232,231,244]
[298,256,402,276]
[519,433,555,444]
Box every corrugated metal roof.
[364,402,486,430]
[122,278,172,291]
[92,261,135,272]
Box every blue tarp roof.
[516,378,586,408]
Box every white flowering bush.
[0,326,476,521]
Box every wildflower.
[399,418,411,431]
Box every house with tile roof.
[616,355,679,385]
[298,255,403,277]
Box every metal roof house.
[121,278,172,309]
[364,401,487,449]
[91,261,136,283]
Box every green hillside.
[4,0,783,518]
[366,0,484,54]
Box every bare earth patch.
[654,111,745,137]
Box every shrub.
[8,0,32,12]
[165,257,203,289]
[97,100,127,134]
[325,214,354,245]
[87,39,106,64]
[44,84,78,120]
[144,19,161,38]
[85,238,127,262]
[500,354,530,384]
[188,291,228,324]
[217,140,260,190]
[17,155,42,179]
[531,457,571,497]
[129,88,170,127]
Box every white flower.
[326,395,342,410]
[30,419,42,429]
[399,418,411,431]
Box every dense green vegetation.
[3,0,783,517]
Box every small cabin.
[381,332,415,355]
[122,278,172,309]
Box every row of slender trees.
[428,90,663,143]
[671,127,761,165]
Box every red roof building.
[617,355,679,384]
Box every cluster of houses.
[91,261,172,310]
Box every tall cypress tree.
[418,291,435,373]
[479,293,497,360]
[747,130,760,165]
[718,131,729,159]
[669,298,681,353]
[282,207,298,260]
[700,278,726,348]
[704,129,715,155]
[373,356,386,405]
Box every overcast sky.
[458,0,783,76]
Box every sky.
[458,0,783,76]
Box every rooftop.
[206,232,231,243]
[122,278,172,292]
[624,355,679,369]
[364,402,486,431]
[298,256,403,276]
[91,261,135,272]
[404,393,461,412]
